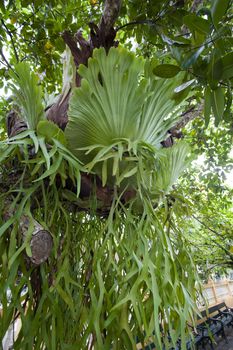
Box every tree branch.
[3,202,53,266]
[0,48,13,70]
[162,104,203,147]
[170,104,204,136]
[117,19,157,31]
[99,0,121,34]
[190,0,204,12]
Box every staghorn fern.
[9,62,45,130]
[66,47,189,192]
[0,48,203,350]
[65,47,183,161]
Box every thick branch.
[99,0,121,34]
[162,104,203,147]
[170,103,204,136]
[20,215,53,265]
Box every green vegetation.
[0,0,232,349]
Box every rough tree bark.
[162,104,204,147]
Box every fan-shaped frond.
[66,47,183,163]
[9,62,44,130]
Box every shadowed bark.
[7,110,27,137]
[162,104,203,147]
[47,0,121,129]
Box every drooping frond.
[9,62,44,129]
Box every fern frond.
[9,62,44,129]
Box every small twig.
[1,19,19,62]
[0,48,13,70]
[117,19,158,31]
[116,0,174,32]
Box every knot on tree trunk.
[20,216,53,266]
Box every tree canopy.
[0,0,233,349]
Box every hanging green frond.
[9,62,45,129]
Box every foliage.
[121,0,233,128]
[0,53,202,349]
[9,62,45,129]
[67,47,183,151]
[176,160,233,280]
[0,0,232,127]
[0,0,232,349]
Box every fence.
[203,279,233,307]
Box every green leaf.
[38,136,50,169]
[208,50,223,83]
[183,14,210,34]
[172,80,195,103]
[56,284,74,310]
[102,159,108,186]
[211,0,230,28]
[174,79,195,93]
[153,142,191,194]
[223,83,232,122]
[34,153,62,182]
[0,216,15,238]
[153,64,181,78]
[221,52,233,80]
[182,46,205,69]
[37,120,67,145]
[211,87,225,126]
[204,87,211,127]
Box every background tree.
[0,0,233,349]
[177,159,233,280]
